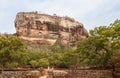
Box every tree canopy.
[0,35,26,68]
[77,19,120,67]
[0,19,120,69]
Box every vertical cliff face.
[14,12,88,45]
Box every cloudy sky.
[0,0,120,33]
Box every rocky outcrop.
[15,12,88,45]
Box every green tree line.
[0,19,120,69]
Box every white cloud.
[0,0,120,33]
[80,0,120,30]
[23,0,120,31]
[25,0,104,17]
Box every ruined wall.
[72,70,113,78]
[15,12,88,45]
[0,69,113,78]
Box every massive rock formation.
[15,12,88,45]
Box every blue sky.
[0,0,120,33]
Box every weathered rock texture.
[15,12,88,45]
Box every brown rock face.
[15,12,88,45]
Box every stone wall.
[70,69,113,78]
[0,69,113,78]
[0,71,29,78]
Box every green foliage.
[48,50,79,68]
[5,62,19,69]
[77,19,120,67]
[27,41,51,53]
[27,52,50,68]
[38,58,49,67]
[109,50,120,67]
[107,20,120,67]
[48,52,63,67]
[0,35,26,68]
[19,52,30,66]
[27,52,50,65]
[0,19,120,68]
[77,36,111,66]
[29,58,49,68]
[51,43,71,53]
[62,51,79,68]
[29,60,38,68]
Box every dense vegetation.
[0,19,120,69]
[77,19,120,67]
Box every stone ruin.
[14,12,88,45]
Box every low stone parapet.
[0,69,113,78]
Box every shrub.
[29,60,38,68]
[6,62,19,69]
[38,58,49,67]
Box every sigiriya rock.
[14,12,88,45]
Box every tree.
[107,20,120,67]
[62,51,79,68]
[48,52,63,67]
[77,36,111,66]
[92,20,120,67]
[19,52,30,66]
[77,19,120,67]
[0,35,26,70]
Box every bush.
[29,60,38,68]
[5,62,19,69]
[38,58,49,67]
[48,52,63,67]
